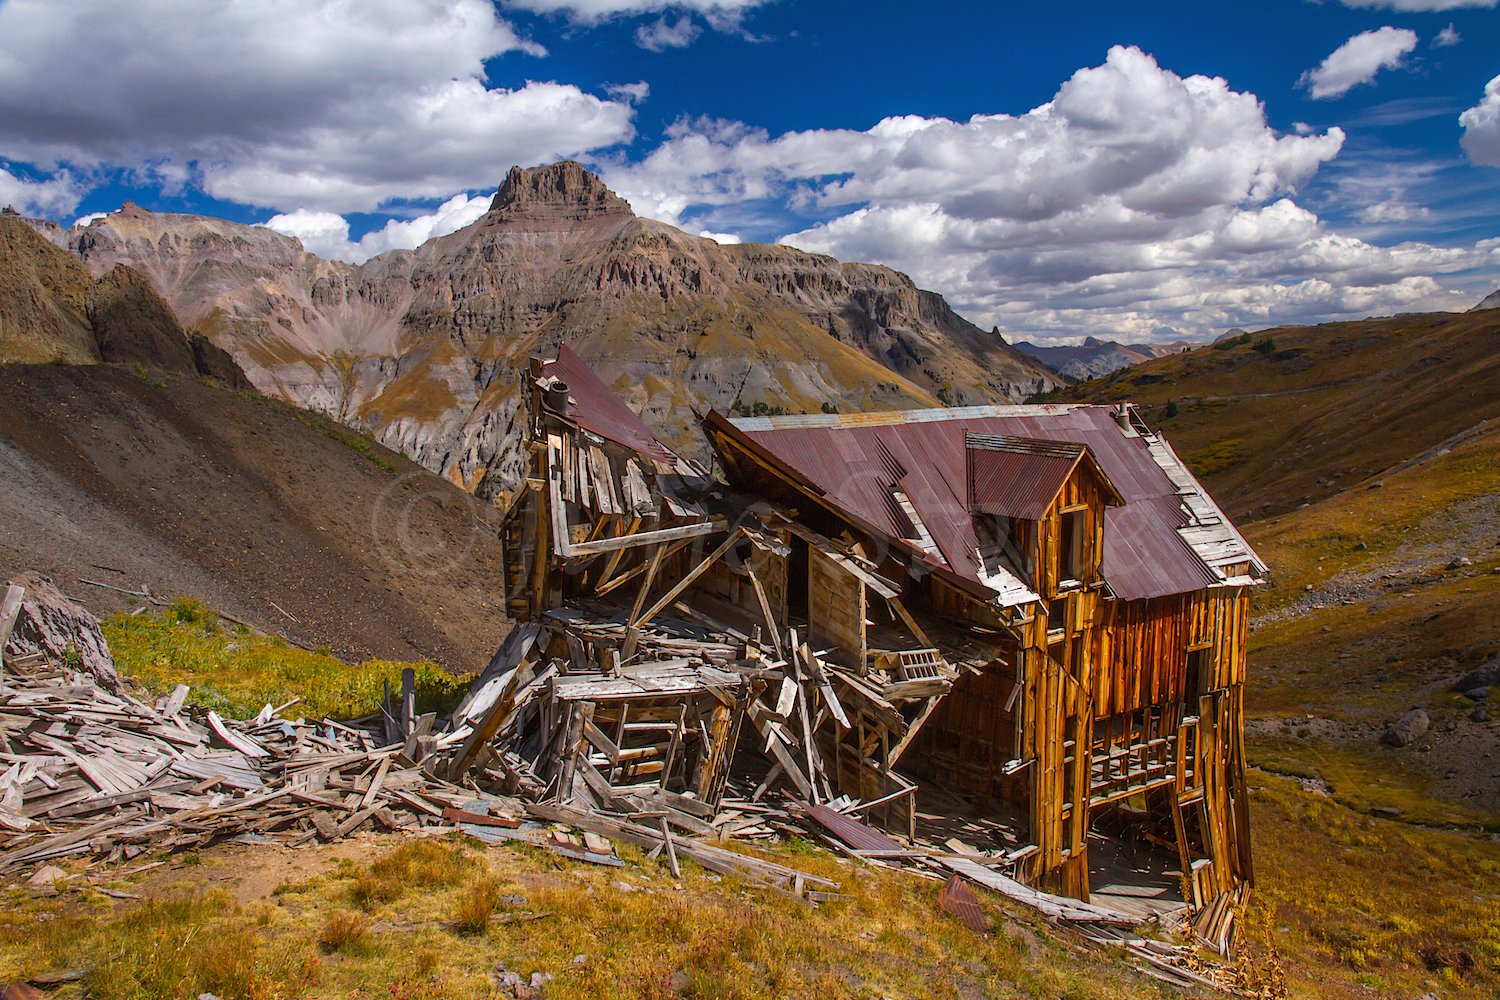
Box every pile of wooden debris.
[1,575,1264,994]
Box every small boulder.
[1447,557,1472,570]
[4,573,122,695]
[1464,686,1491,702]
[1381,709,1430,747]
[27,865,67,886]
[1453,656,1500,692]
[1472,706,1490,723]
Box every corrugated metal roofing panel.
[730,403,1263,603]
[1100,496,1220,601]
[966,434,1082,521]
[541,345,677,464]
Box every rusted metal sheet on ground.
[938,875,992,933]
[804,803,902,853]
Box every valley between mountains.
[8,161,1058,497]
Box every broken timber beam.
[568,519,719,557]
[635,527,746,629]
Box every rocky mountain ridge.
[15,163,1059,495]
[1014,335,1192,381]
[0,211,247,387]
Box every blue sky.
[1,0,1496,344]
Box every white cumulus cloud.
[635,15,703,50]
[0,0,637,214]
[0,167,84,216]
[1331,0,1493,8]
[604,82,651,104]
[1460,74,1500,167]
[1432,24,1461,46]
[1300,27,1419,100]
[605,45,1488,342]
[261,192,492,263]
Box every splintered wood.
[0,648,505,871]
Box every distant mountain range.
[1013,336,1193,381]
[2,163,1060,496]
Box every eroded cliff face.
[38,162,1060,494]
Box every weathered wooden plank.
[569,519,718,557]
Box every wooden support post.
[400,668,415,738]
[559,702,594,805]
[622,543,669,661]
[746,565,783,660]
[790,631,820,804]
[659,817,681,878]
[0,584,23,667]
[887,693,942,766]
[659,703,686,792]
[609,703,629,783]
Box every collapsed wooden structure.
[493,346,1266,917]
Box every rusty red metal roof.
[966,433,1086,521]
[1101,495,1220,600]
[541,345,676,463]
[718,405,1255,603]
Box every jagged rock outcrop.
[30,164,1060,494]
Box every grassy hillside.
[1041,308,1500,521]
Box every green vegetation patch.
[1182,436,1243,476]
[104,599,462,720]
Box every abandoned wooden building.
[496,345,1264,916]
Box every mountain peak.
[487,161,633,223]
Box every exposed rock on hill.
[1472,289,1500,311]
[35,163,1059,495]
[0,214,97,364]
[0,213,250,387]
